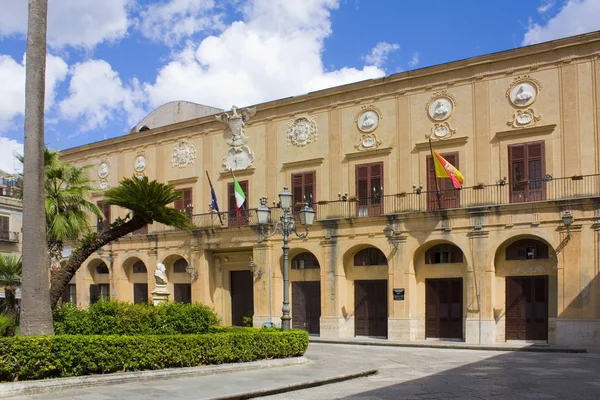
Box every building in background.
[0,177,22,304]
[60,32,600,346]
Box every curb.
[0,356,309,398]
[310,339,587,354]
[212,368,379,400]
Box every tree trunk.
[4,286,17,337]
[49,216,148,309]
[20,0,53,336]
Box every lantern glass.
[256,204,271,225]
[299,205,315,227]
[279,187,293,209]
[383,224,394,238]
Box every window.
[61,284,76,304]
[508,141,545,203]
[174,188,193,215]
[354,247,387,266]
[506,239,549,260]
[96,262,109,274]
[174,283,191,303]
[132,261,147,274]
[426,152,460,210]
[90,284,110,304]
[356,162,383,216]
[228,180,249,227]
[0,215,9,240]
[292,171,316,214]
[173,258,188,273]
[96,201,111,232]
[133,283,148,304]
[425,244,464,264]
[292,252,320,269]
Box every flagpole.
[230,170,245,219]
[428,138,443,210]
[206,171,223,225]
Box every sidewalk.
[310,336,588,353]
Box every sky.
[0,0,599,173]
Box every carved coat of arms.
[171,140,196,168]
[287,116,318,147]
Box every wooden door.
[133,283,148,304]
[96,201,111,232]
[508,141,545,203]
[292,281,321,334]
[354,280,388,337]
[506,276,548,341]
[427,153,460,210]
[356,162,383,217]
[425,278,463,339]
[228,181,249,227]
[174,283,191,304]
[292,171,316,216]
[230,271,254,326]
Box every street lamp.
[256,187,315,330]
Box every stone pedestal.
[152,286,170,305]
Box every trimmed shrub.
[53,301,219,335]
[0,314,13,337]
[0,330,309,382]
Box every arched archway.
[493,235,557,343]
[122,257,149,304]
[162,254,192,303]
[342,244,389,338]
[288,249,321,335]
[87,259,110,304]
[413,240,468,341]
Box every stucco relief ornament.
[171,140,196,168]
[98,179,110,190]
[354,105,382,133]
[426,122,457,140]
[216,105,257,147]
[134,154,147,173]
[355,133,383,151]
[222,146,255,171]
[98,162,110,179]
[507,108,542,128]
[426,91,456,121]
[506,75,541,108]
[287,115,318,147]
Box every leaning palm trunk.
[20,0,54,336]
[4,286,17,336]
[49,216,147,309]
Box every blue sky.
[0,0,599,173]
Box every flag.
[432,150,464,189]
[232,173,246,216]
[206,172,223,225]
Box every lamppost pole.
[256,188,315,331]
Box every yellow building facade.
[61,32,600,346]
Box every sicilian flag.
[432,150,464,189]
[205,172,223,225]
[232,173,246,217]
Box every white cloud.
[363,42,400,68]
[537,0,555,14]
[0,53,68,132]
[408,52,420,68]
[58,59,145,132]
[0,137,23,174]
[144,0,387,110]
[137,0,224,45]
[523,0,600,45]
[0,0,130,48]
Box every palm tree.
[0,255,22,336]
[49,176,193,309]
[20,0,53,336]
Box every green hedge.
[53,301,219,335]
[0,330,309,382]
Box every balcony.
[0,231,19,243]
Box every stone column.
[320,228,348,338]
[253,241,274,327]
[387,219,411,340]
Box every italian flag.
[233,174,246,216]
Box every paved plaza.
[6,343,600,400]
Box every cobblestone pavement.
[7,343,600,399]
[261,343,600,400]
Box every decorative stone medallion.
[427,122,457,140]
[506,75,541,108]
[287,115,318,147]
[507,108,542,128]
[134,154,147,172]
[354,105,382,133]
[426,91,456,121]
[171,140,196,168]
[355,133,382,151]
[98,162,110,179]
[222,146,255,171]
[216,105,257,147]
[99,179,110,190]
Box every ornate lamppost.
[256,187,315,331]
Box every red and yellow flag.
[432,150,464,189]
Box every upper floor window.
[228,180,249,227]
[292,252,320,269]
[96,262,109,274]
[173,258,188,273]
[426,152,460,210]
[509,141,545,203]
[425,244,463,264]
[97,201,111,232]
[292,171,316,212]
[506,239,549,260]
[133,261,147,274]
[354,247,387,266]
[174,188,193,215]
[0,215,9,237]
[356,162,383,217]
